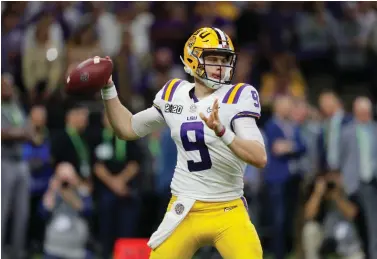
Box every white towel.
[148,196,196,249]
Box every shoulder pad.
[222,83,250,104]
[224,83,261,119]
[160,78,184,102]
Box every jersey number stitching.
[251,90,260,108]
[180,121,212,172]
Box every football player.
[101,27,267,259]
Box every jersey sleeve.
[152,86,165,118]
[226,84,261,130]
[131,107,166,137]
[130,83,166,138]
[233,117,265,146]
[132,78,184,137]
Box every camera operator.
[302,171,365,259]
[41,162,93,259]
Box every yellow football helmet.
[180,27,237,89]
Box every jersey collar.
[189,87,199,103]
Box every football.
[65,56,113,95]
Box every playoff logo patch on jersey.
[165,103,183,114]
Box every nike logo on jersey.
[165,103,183,114]
[207,106,220,113]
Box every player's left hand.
[200,98,224,135]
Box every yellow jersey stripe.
[163,78,180,102]
[227,83,245,104]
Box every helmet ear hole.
[187,58,193,64]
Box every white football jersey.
[153,78,262,202]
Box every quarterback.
[101,27,267,258]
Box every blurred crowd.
[1,1,377,259]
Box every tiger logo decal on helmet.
[180,27,237,90]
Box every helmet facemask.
[181,47,237,90]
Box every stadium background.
[2,1,377,259]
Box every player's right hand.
[104,56,114,88]
[105,75,113,88]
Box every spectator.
[113,28,138,106]
[263,2,297,52]
[291,99,322,183]
[93,113,142,259]
[317,90,353,173]
[367,9,377,101]
[91,2,119,58]
[150,2,190,61]
[303,171,364,259]
[233,48,254,84]
[112,3,153,105]
[22,13,64,105]
[235,2,266,48]
[66,17,103,69]
[128,2,154,64]
[260,52,306,108]
[332,3,370,93]
[295,2,337,77]
[93,2,152,60]
[263,95,306,259]
[143,47,186,108]
[51,103,91,182]
[42,162,93,259]
[55,2,83,39]
[155,127,177,225]
[23,105,53,254]
[290,100,323,257]
[356,2,376,49]
[1,73,32,259]
[339,97,377,259]
[1,7,23,76]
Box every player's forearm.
[228,137,267,168]
[103,97,140,141]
